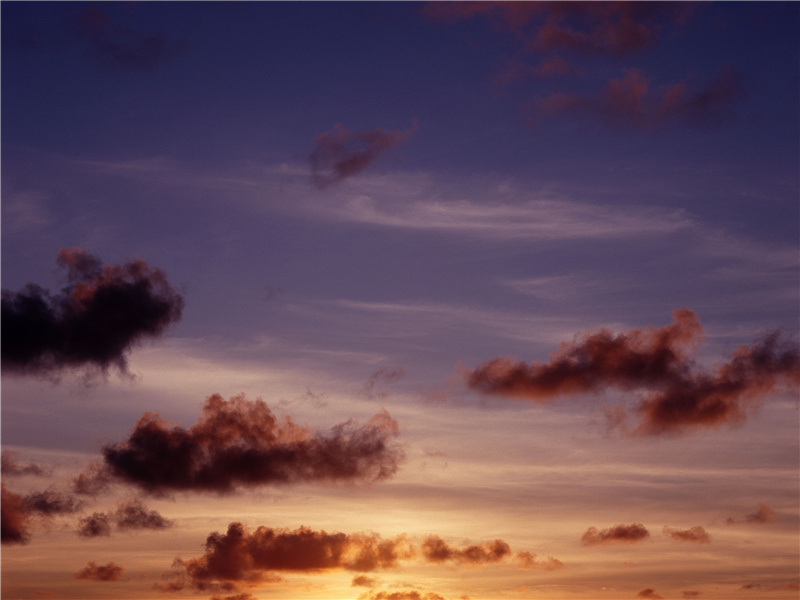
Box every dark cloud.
[1,483,30,544]
[162,522,413,592]
[23,489,83,515]
[516,551,564,570]
[1,451,49,477]
[209,594,257,600]
[532,66,742,130]
[726,503,776,525]
[421,535,511,565]
[78,512,112,538]
[73,461,114,496]
[360,367,406,400]
[581,523,650,546]
[663,526,711,543]
[99,393,403,494]
[636,589,663,600]
[310,121,417,188]
[466,308,800,436]
[77,6,185,71]
[1,248,184,377]
[73,561,124,582]
[352,575,378,587]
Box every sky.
[1,2,799,600]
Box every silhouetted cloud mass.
[23,489,83,515]
[77,498,173,537]
[1,248,184,377]
[663,526,711,543]
[78,512,112,538]
[310,121,417,188]
[581,523,650,545]
[466,308,800,435]
[73,561,124,582]
[1,483,84,544]
[77,6,184,70]
[1,483,30,544]
[726,503,776,525]
[100,393,403,494]
[162,522,413,592]
[421,535,511,564]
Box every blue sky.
[2,3,798,600]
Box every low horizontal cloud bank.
[1,483,84,544]
[358,592,447,600]
[73,561,124,582]
[663,526,711,543]
[77,498,174,537]
[1,248,184,377]
[97,393,403,494]
[466,308,800,435]
[310,121,417,188]
[581,523,650,545]
[726,503,776,525]
[1,451,49,477]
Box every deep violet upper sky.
[2,3,798,600]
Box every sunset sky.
[2,2,799,600]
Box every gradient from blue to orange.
[2,3,798,600]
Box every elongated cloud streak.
[310,121,417,188]
[466,308,800,435]
[421,535,511,564]
[663,526,711,543]
[73,561,124,582]
[581,523,650,546]
[1,451,49,477]
[1,248,184,376]
[100,393,403,493]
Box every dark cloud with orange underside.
[310,121,417,188]
[99,394,403,494]
[1,248,184,377]
[465,308,800,436]
[581,523,650,545]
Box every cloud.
[465,308,800,436]
[310,121,417,188]
[682,592,701,599]
[352,575,378,587]
[73,561,124,582]
[76,6,184,70]
[420,535,511,565]
[1,248,184,377]
[358,592,447,600]
[636,589,663,600]
[516,551,564,571]
[581,523,650,546]
[162,522,414,592]
[726,503,776,525]
[1,483,31,544]
[98,393,403,494]
[532,67,742,130]
[77,498,174,537]
[663,526,711,543]
[23,489,84,516]
[360,367,406,400]
[1,451,49,477]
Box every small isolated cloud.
[663,526,711,543]
[516,551,564,571]
[97,393,403,494]
[1,451,50,477]
[421,535,511,565]
[77,512,112,538]
[360,367,406,400]
[76,6,185,70]
[23,489,83,516]
[581,523,650,546]
[161,522,414,592]
[531,67,742,130]
[726,503,776,525]
[465,308,800,436]
[352,575,378,587]
[310,121,417,188]
[77,498,173,537]
[1,248,184,378]
[636,589,663,600]
[73,561,124,582]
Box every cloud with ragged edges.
[359,367,406,400]
[421,535,511,565]
[636,589,663,600]
[358,592,448,600]
[73,561,124,582]
[1,483,84,544]
[1,248,184,378]
[465,308,800,436]
[76,5,185,71]
[77,498,174,537]
[89,393,403,494]
[1,451,50,477]
[725,503,776,525]
[310,121,417,188]
[663,526,711,543]
[581,523,650,545]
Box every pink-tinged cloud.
[581,523,650,545]
[310,121,417,188]
[466,308,800,436]
[726,503,776,525]
[421,535,511,565]
[1,483,30,544]
[533,67,742,130]
[98,393,402,494]
[663,526,711,543]
[73,561,124,582]
[77,6,184,71]
[1,451,49,477]
[162,522,413,592]
[1,248,184,377]
[516,551,564,570]
[23,489,83,516]
[636,589,663,600]
[1,483,85,544]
